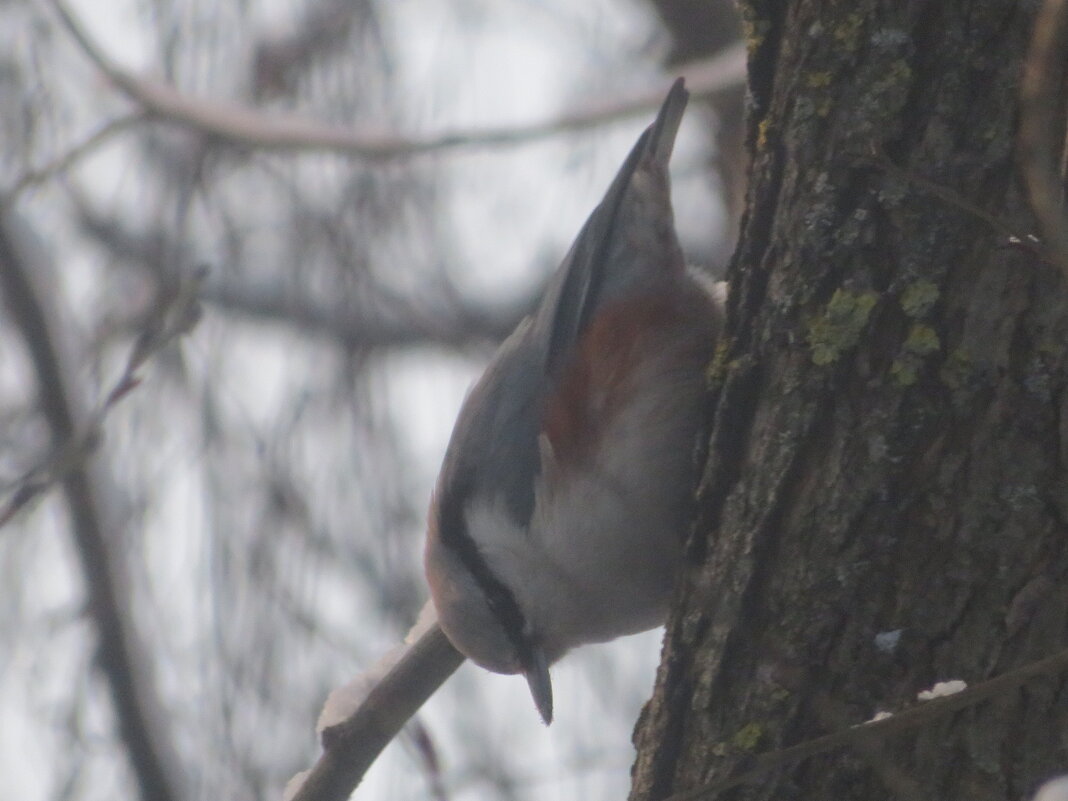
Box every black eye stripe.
[438,479,536,668]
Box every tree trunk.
[633,3,1068,800]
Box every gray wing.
[437,80,689,530]
[438,323,545,528]
[539,78,689,378]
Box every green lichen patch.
[853,58,914,138]
[891,357,920,386]
[900,280,940,318]
[891,324,942,386]
[832,12,865,50]
[805,71,833,89]
[739,7,771,55]
[757,118,773,151]
[731,722,765,751]
[706,338,733,388]
[873,60,913,99]
[939,349,973,390]
[806,289,879,365]
[903,323,940,355]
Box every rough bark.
[633,3,1068,801]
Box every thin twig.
[72,202,538,350]
[3,113,146,203]
[47,0,746,161]
[1019,0,1068,277]
[0,265,204,528]
[659,646,1068,801]
[811,695,929,801]
[861,146,1052,264]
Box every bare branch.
[73,205,538,349]
[47,0,745,160]
[1019,0,1068,276]
[204,278,533,350]
[0,264,203,528]
[288,622,465,801]
[0,208,187,801]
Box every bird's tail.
[645,77,689,168]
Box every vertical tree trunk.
[633,3,1068,800]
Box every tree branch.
[0,208,186,801]
[287,622,465,801]
[47,0,745,160]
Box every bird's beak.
[523,646,553,725]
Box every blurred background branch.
[48,0,745,160]
[0,208,186,801]
[0,1,745,799]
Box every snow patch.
[916,679,966,701]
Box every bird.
[424,78,726,725]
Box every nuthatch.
[425,78,725,724]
